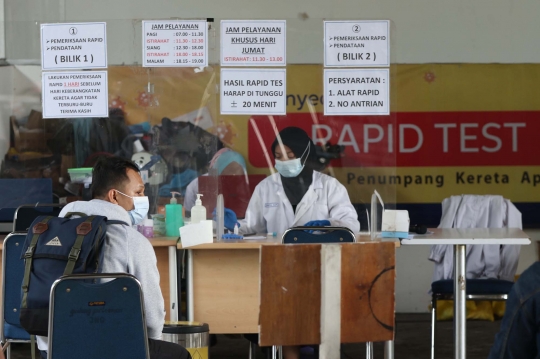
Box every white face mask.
[274,144,310,178]
[116,190,149,225]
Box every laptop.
[198,175,266,219]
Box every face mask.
[275,144,310,178]
[116,190,149,225]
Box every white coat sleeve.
[326,180,360,233]
[238,185,267,235]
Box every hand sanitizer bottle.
[191,194,207,224]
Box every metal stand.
[453,245,466,359]
[366,342,374,359]
[384,340,394,359]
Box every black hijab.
[271,127,318,207]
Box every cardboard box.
[10,116,52,152]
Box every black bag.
[19,213,127,336]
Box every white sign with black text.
[142,20,207,67]
[221,20,286,66]
[220,68,286,115]
[324,20,390,67]
[324,68,389,116]
[41,22,107,70]
[42,71,108,119]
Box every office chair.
[48,273,149,359]
[0,234,32,359]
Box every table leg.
[168,246,178,321]
[453,245,466,359]
[187,249,194,321]
[384,340,394,359]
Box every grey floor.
[7,314,501,359]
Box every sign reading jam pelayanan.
[142,20,207,67]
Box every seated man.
[488,261,540,359]
[37,156,191,359]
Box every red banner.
[248,111,540,167]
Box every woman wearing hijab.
[222,126,360,236]
[184,148,247,212]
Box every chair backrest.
[1,233,31,342]
[48,273,149,359]
[282,226,356,244]
[13,203,64,232]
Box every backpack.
[19,212,127,336]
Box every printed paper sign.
[41,22,107,70]
[221,20,286,66]
[324,68,389,116]
[220,68,286,115]
[324,20,390,67]
[42,71,108,118]
[142,20,207,67]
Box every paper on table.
[180,220,213,247]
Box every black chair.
[430,279,513,359]
[13,204,63,232]
[282,226,356,244]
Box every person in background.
[487,261,540,359]
[184,148,247,213]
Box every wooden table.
[400,228,531,359]
[178,235,399,334]
[0,234,179,321]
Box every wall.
[0,0,5,59]
[3,0,540,64]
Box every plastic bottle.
[142,218,154,238]
[165,191,184,237]
[191,194,207,224]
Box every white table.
[400,228,531,359]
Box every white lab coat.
[429,195,522,282]
[238,171,360,235]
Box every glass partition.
[0,18,397,236]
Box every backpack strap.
[63,216,95,275]
[106,220,129,226]
[22,216,53,308]
[64,212,88,219]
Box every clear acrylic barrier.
[0,18,396,236]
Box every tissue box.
[381,210,410,238]
[179,220,213,248]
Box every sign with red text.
[248,112,534,168]
[142,20,207,67]
[324,68,389,115]
[324,20,390,67]
[41,22,107,70]
[42,71,108,118]
[221,20,286,66]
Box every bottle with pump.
[191,194,207,224]
[165,191,184,237]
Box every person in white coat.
[236,127,359,359]
[220,127,360,235]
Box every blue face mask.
[275,144,310,178]
[116,190,150,225]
